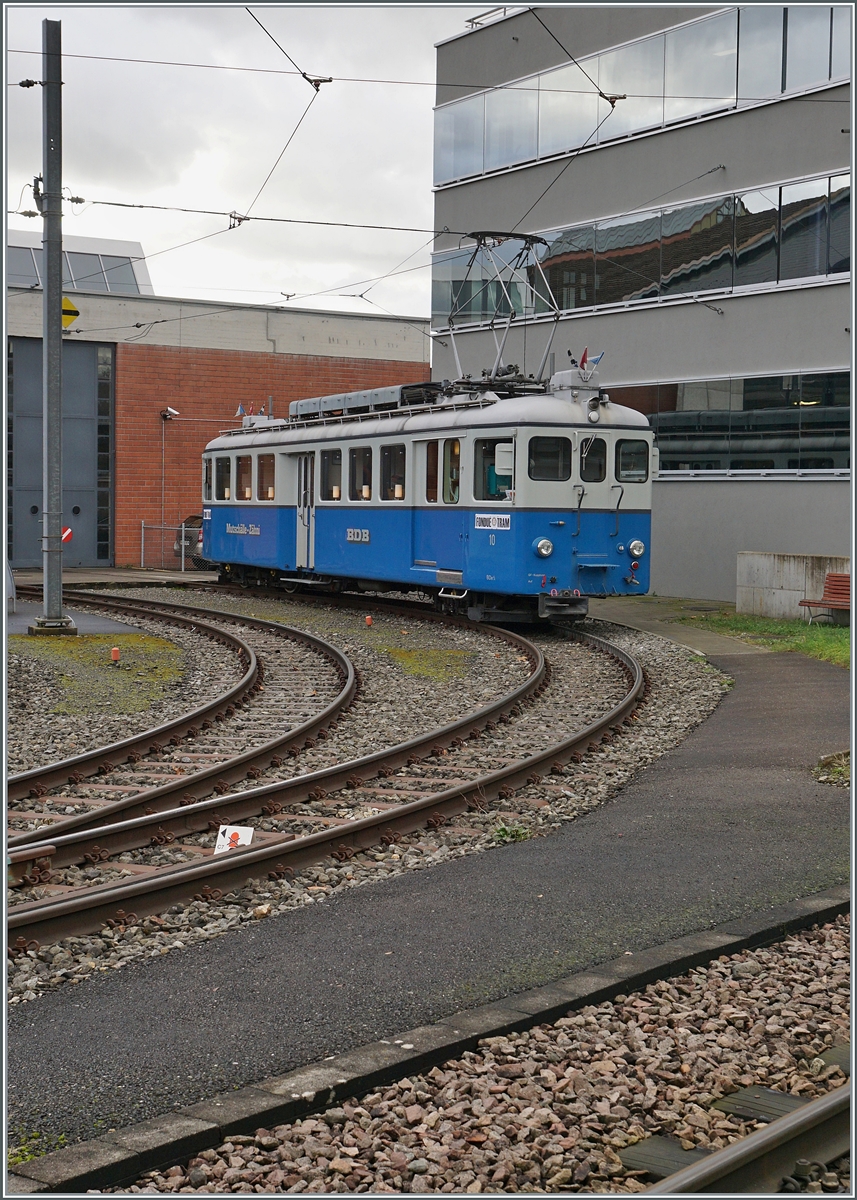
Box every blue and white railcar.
[201,371,654,622]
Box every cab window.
[257,454,275,500]
[474,439,513,500]
[215,456,232,500]
[381,444,406,500]
[616,439,649,482]
[203,458,212,502]
[529,436,571,481]
[349,446,372,500]
[236,455,252,500]
[580,436,606,482]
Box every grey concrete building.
[431,5,851,600]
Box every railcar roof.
[205,393,650,451]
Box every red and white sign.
[61,526,73,543]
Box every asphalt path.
[7,651,850,1146]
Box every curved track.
[8,590,644,952]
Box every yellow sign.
[61,297,80,329]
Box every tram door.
[296,453,315,569]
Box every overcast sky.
[7,4,474,318]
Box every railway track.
[651,1081,850,1193]
[8,588,645,955]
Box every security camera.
[160,406,180,419]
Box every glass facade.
[611,372,850,472]
[434,6,851,185]
[7,246,141,294]
[432,173,849,324]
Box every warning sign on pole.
[61,298,80,329]
[61,526,73,543]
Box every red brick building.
[7,232,430,568]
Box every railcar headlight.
[629,539,646,558]
[535,538,554,558]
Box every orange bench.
[798,572,851,624]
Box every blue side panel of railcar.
[205,505,650,597]
[204,506,295,569]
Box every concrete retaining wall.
[650,477,851,603]
[736,552,851,620]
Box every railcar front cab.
[201,376,654,623]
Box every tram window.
[257,454,275,500]
[529,436,571,481]
[381,444,406,500]
[615,440,649,483]
[426,441,439,503]
[349,446,373,500]
[474,439,513,500]
[215,456,232,500]
[443,438,460,504]
[203,458,212,502]
[321,449,342,500]
[236,456,252,500]
[580,437,606,482]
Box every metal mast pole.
[32,18,74,634]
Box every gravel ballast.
[102,915,849,1194]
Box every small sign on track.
[214,825,255,854]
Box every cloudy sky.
[7,4,474,317]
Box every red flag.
[579,347,588,369]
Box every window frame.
[349,445,373,501]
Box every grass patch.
[677,612,850,668]
[8,633,185,715]
[815,751,850,788]
[379,645,475,682]
[8,1131,66,1167]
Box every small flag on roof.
[579,347,588,369]
[247,403,255,416]
[234,404,245,417]
[590,351,605,366]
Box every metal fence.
[140,522,203,571]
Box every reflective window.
[831,6,851,78]
[484,80,537,172]
[734,189,779,286]
[320,449,342,500]
[661,198,734,295]
[828,175,850,273]
[616,440,649,482]
[203,458,212,502]
[443,438,460,504]
[215,457,231,500]
[596,212,661,304]
[257,453,275,501]
[7,247,39,289]
[598,35,664,139]
[529,436,571,480]
[433,93,484,184]
[738,7,784,103]
[580,436,606,482]
[349,446,372,500]
[426,441,439,503]
[381,443,406,500]
[780,179,828,280]
[785,6,832,92]
[538,62,599,158]
[664,10,737,124]
[67,252,108,292]
[538,226,595,311]
[474,439,514,500]
[236,455,252,500]
[101,255,140,294]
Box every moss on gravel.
[8,634,184,715]
[377,644,475,682]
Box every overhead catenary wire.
[7,47,851,102]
